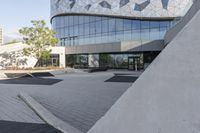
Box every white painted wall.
[0,43,66,69]
[51,47,66,68]
[0,42,37,69]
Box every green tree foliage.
[19,20,59,61]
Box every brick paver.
[0,71,140,132]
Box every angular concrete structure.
[88,0,200,133]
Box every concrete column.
[59,51,66,68]
[88,54,99,68]
[51,47,66,68]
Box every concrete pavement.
[0,71,140,132]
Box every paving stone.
[0,71,140,132]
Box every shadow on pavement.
[0,120,62,133]
[105,75,138,83]
[5,72,54,78]
[0,77,62,85]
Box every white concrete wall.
[51,47,66,68]
[0,42,37,69]
[0,43,66,69]
[88,1,200,133]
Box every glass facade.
[66,54,88,68]
[52,15,176,46]
[66,52,159,70]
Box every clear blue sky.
[0,0,50,34]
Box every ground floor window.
[99,53,143,69]
[66,54,88,69]
[65,52,160,70]
[36,54,60,67]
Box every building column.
[51,47,66,68]
[59,51,66,68]
[88,54,99,68]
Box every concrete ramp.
[88,1,200,133]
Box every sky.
[0,0,50,42]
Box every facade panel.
[51,0,193,19]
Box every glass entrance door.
[128,57,134,70]
[128,57,141,71]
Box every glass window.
[69,26,74,36]
[89,35,95,44]
[96,16,102,21]
[116,19,124,32]
[56,17,61,27]
[116,31,124,41]
[132,29,141,40]
[90,22,96,34]
[108,32,116,42]
[52,19,56,28]
[84,23,90,35]
[69,16,73,26]
[73,16,79,25]
[109,19,116,32]
[74,25,79,36]
[95,34,102,44]
[102,19,108,33]
[124,19,132,31]
[53,15,175,46]
[141,21,149,29]
[132,20,140,29]
[65,17,69,27]
[124,31,132,41]
[79,24,84,36]
[160,21,170,28]
[65,27,69,37]
[84,16,90,23]
[79,36,84,45]
[89,16,96,22]
[101,33,108,43]
[60,18,65,28]
[84,35,90,45]
[150,21,159,28]
[150,28,160,40]
[141,29,150,40]
[96,21,102,34]
[79,16,84,24]
[159,27,167,38]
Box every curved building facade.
[51,0,193,70]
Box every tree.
[19,20,59,64]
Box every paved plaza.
[0,71,141,132]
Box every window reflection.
[52,15,176,46]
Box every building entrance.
[128,57,141,71]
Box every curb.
[18,92,83,133]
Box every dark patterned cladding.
[134,0,150,11]
[161,0,169,9]
[69,0,76,9]
[120,0,130,7]
[99,1,111,9]
[85,4,92,10]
